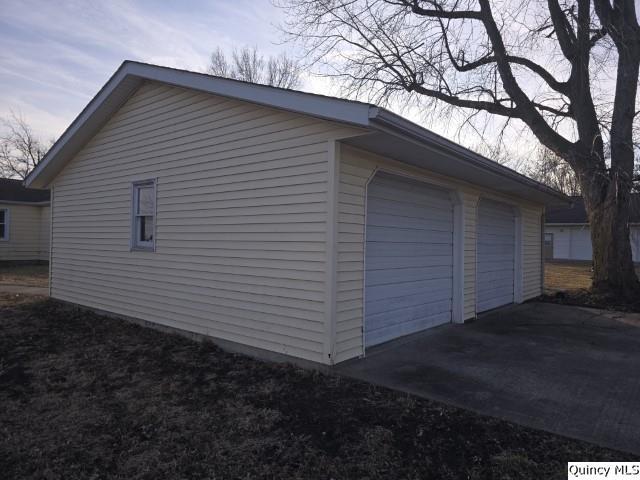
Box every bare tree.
[526,148,581,196]
[0,113,50,180]
[208,46,302,89]
[279,0,640,299]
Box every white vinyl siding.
[0,203,50,262]
[545,224,640,263]
[50,82,361,364]
[334,146,545,362]
[522,206,543,300]
[631,227,640,262]
[462,193,478,319]
[39,206,50,261]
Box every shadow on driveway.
[336,302,640,455]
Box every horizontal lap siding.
[522,206,543,300]
[462,193,478,319]
[334,149,370,362]
[0,204,47,261]
[51,82,357,364]
[39,206,50,261]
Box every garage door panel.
[366,226,453,243]
[366,277,453,301]
[366,295,451,317]
[367,301,452,330]
[477,198,515,313]
[367,311,452,347]
[366,265,453,286]
[367,254,453,270]
[367,200,454,223]
[367,212,453,231]
[477,277,514,293]
[477,231,516,243]
[365,173,453,347]
[366,242,452,257]
[477,260,515,273]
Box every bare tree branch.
[0,113,51,180]
[208,46,302,89]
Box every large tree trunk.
[583,178,640,300]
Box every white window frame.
[130,179,157,252]
[0,208,9,241]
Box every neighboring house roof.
[546,194,640,224]
[0,178,50,204]
[25,61,569,206]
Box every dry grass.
[544,261,640,293]
[544,261,594,293]
[0,296,629,480]
[0,264,48,288]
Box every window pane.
[0,210,4,223]
[137,186,154,215]
[0,224,4,239]
[139,216,154,242]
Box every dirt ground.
[0,295,629,480]
[543,261,640,312]
[0,263,48,287]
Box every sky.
[0,0,321,140]
[3,0,635,167]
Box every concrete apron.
[336,302,640,455]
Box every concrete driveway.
[336,302,640,454]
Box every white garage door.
[364,173,453,348]
[477,198,515,313]
[632,227,640,262]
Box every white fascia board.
[124,62,374,126]
[25,59,573,209]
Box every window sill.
[130,246,155,252]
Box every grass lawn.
[544,261,594,293]
[0,263,49,288]
[0,296,630,480]
[544,261,640,293]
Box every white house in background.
[545,195,640,263]
[25,61,568,366]
[0,178,50,263]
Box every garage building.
[26,61,568,366]
[545,195,640,262]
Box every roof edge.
[368,108,571,205]
[0,200,50,206]
[26,60,571,207]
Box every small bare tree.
[279,0,640,299]
[208,46,302,89]
[526,148,581,196]
[0,113,50,180]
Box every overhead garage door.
[477,198,515,312]
[364,173,453,348]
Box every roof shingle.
[546,194,640,224]
[0,178,50,203]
